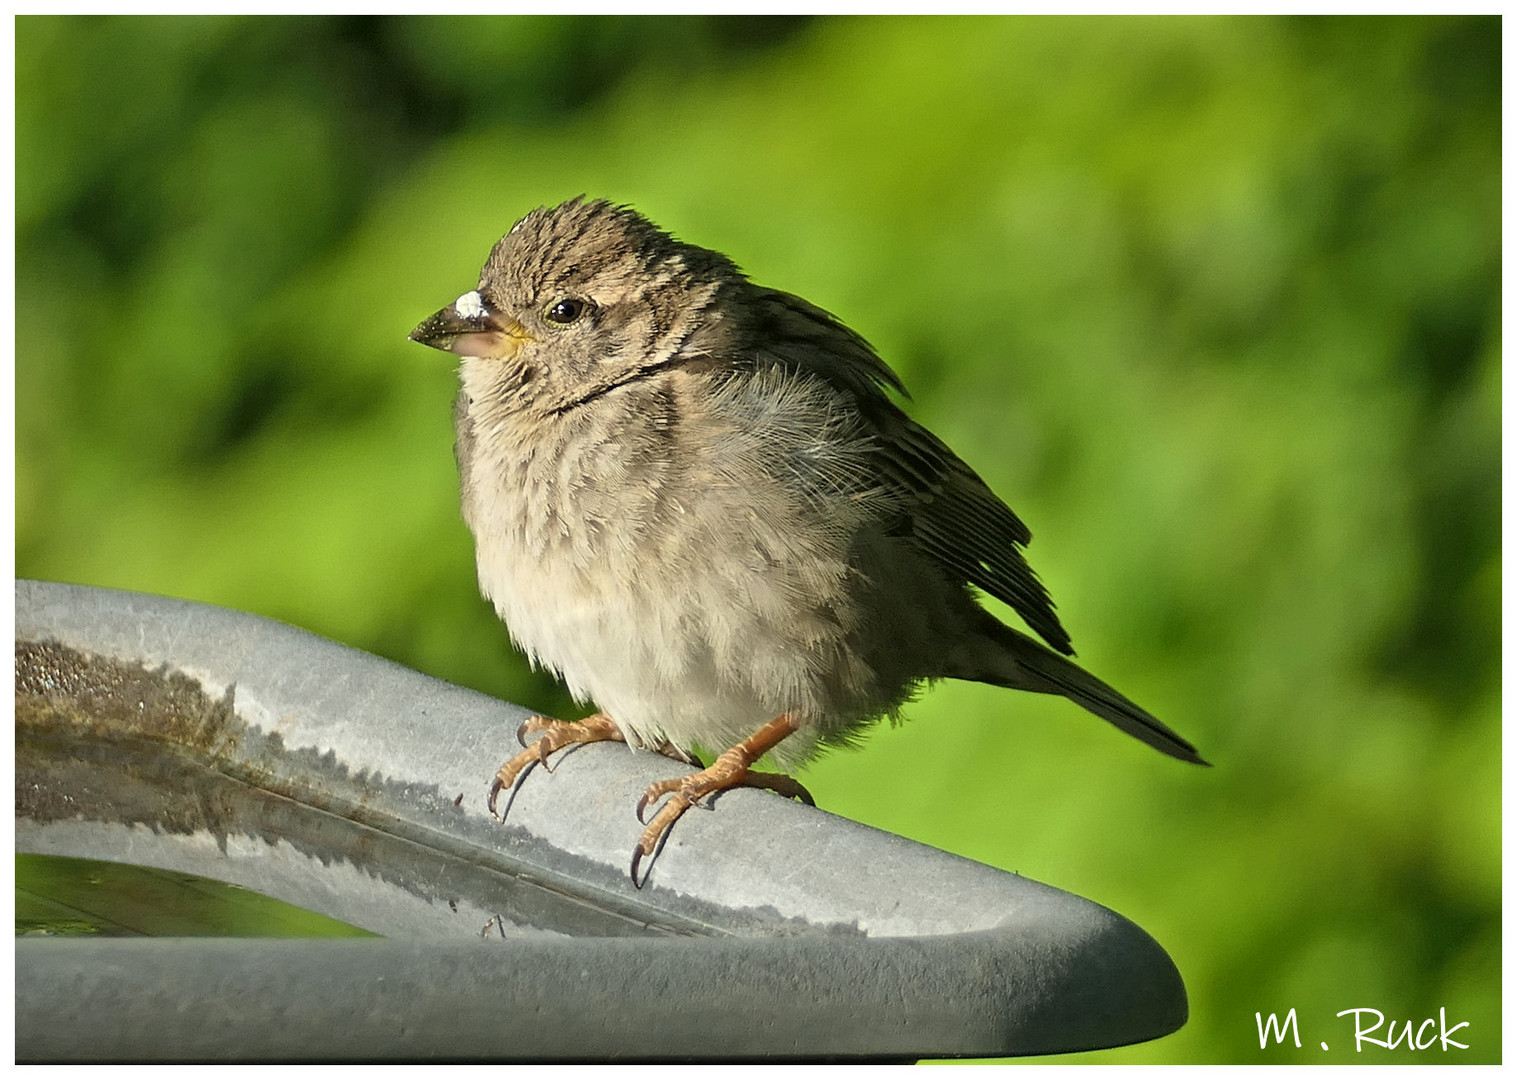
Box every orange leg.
[631,713,807,886]
[487,712,626,818]
[488,712,702,819]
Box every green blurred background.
[15,14,1499,1063]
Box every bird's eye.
[545,298,591,325]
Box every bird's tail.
[956,616,1209,766]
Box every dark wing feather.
[747,288,1074,656]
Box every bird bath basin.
[14,579,1187,1062]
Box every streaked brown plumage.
[410,197,1205,885]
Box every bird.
[409,197,1205,885]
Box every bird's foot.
[488,712,625,818]
[630,713,805,886]
[733,770,815,806]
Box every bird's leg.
[488,712,627,817]
[631,713,806,885]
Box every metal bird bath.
[14,579,1188,1062]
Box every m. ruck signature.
[1255,1007,1470,1053]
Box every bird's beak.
[408,290,534,359]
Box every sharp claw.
[515,719,532,747]
[535,738,555,773]
[790,780,817,807]
[635,790,653,824]
[487,778,503,819]
[630,845,646,889]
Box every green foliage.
[17,855,377,938]
[16,15,1499,1062]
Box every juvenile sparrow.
[410,198,1205,885]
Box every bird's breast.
[453,371,900,733]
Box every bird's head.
[410,198,739,416]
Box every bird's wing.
[746,288,1074,656]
